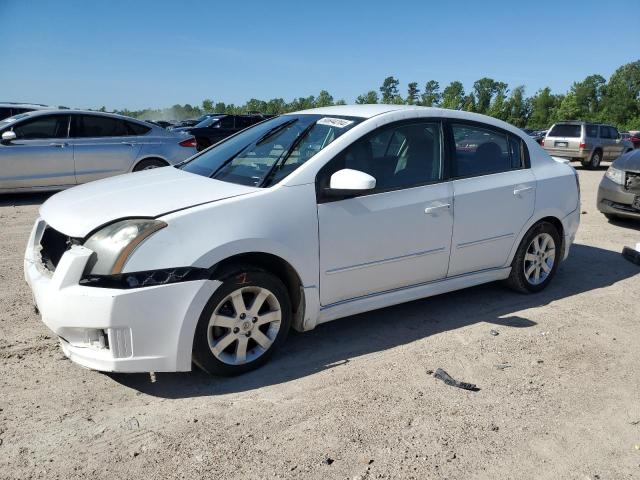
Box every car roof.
[4,108,150,124]
[289,104,532,137]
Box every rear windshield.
[548,124,581,138]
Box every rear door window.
[76,115,129,137]
[586,125,598,137]
[599,126,610,139]
[219,116,235,129]
[548,124,581,137]
[451,123,512,177]
[125,121,151,136]
[12,115,69,139]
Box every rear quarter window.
[548,124,582,138]
[586,125,598,137]
[126,121,151,135]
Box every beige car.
[542,121,634,169]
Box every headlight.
[605,166,625,185]
[84,219,167,275]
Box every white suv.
[24,105,580,376]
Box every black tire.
[192,267,291,376]
[133,158,168,171]
[581,150,602,170]
[604,213,618,221]
[505,221,561,294]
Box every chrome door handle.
[513,186,534,196]
[49,142,67,148]
[424,203,451,215]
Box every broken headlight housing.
[84,219,167,275]
[605,166,624,185]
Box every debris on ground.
[622,246,640,265]
[322,457,334,465]
[433,368,479,391]
[494,363,511,370]
[490,329,499,336]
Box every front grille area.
[39,226,74,271]
[625,171,640,193]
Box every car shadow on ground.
[0,192,53,207]
[110,243,638,398]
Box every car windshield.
[194,116,222,128]
[548,124,581,137]
[180,114,363,187]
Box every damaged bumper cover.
[24,218,220,372]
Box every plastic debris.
[494,363,511,370]
[490,329,499,336]
[622,245,640,266]
[433,368,479,391]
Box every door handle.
[424,203,451,215]
[513,186,535,197]
[49,142,68,148]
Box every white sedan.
[24,105,580,375]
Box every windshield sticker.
[317,117,354,128]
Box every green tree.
[487,83,509,120]
[550,93,580,123]
[601,61,640,129]
[473,78,500,114]
[572,75,605,121]
[441,81,465,110]
[214,102,226,113]
[315,90,334,107]
[380,76,401,104]
[420,80,440,106]
[355,90,379,104]
[528,87,559,129]
[505,86,529,127]
[202,99,214,112]
[406,82,420,105]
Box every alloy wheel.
[523,233,556,285]
[207,286,282,365]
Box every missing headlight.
[80,267,209,289]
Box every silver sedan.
[0,110,197,193]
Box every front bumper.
[597,176,640,220]
[24,218,219,372]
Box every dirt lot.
[1,168,639,480]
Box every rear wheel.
[505,222,561,293]
[582,150,601,170]
[193,268,291,376]
[133,158,168,171]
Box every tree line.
[113,60,640,130]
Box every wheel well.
[211,252,303,317]
[133,157,169,170]
[538,216,565,256]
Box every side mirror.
[326,168,376,197]
[1,131,16,144]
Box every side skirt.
[316,267,511,325]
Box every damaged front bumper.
[24,218,219,373]
[597,174,640,219]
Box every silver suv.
[0,110,197,193]
[542,121,634,169]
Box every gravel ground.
[1,167,639,480]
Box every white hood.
[40,167,259,237]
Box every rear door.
[0,114,74,190]
[447,121,535,276]
[69,114,143,183]
[610,126,625,158]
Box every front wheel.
[505,222,561,293]
[193,269,291,376]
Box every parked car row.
[0,102,52,121]
[171,113,274,150]
[0,110,197,192]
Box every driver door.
[317,120,454,305]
